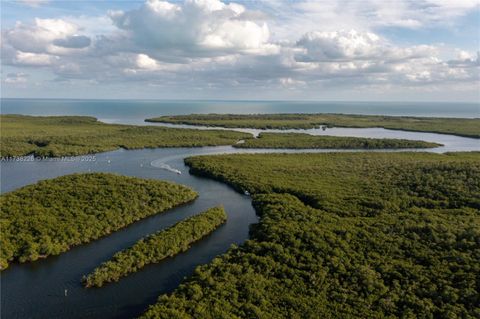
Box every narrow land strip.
[83,206,227,288]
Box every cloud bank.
[2,0,479,100]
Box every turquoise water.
[1,98,479,119]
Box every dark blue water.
[1,98,479,119]
[1,147,258,319]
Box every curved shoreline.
[0,147,258,319]
[146,113,480,139]
[83,206,227,288]
[1,146,479,318]
[0,173,199,270]
[147,118,480,139]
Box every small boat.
[151,161,181,174]
[244,190,250,196]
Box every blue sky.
[1,0,479,101]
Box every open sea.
[1,99,478,120]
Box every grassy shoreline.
[147,113,480,138]
[0,173,198,270]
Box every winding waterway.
[1,126,479,319]
[102,118,480,153]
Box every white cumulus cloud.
[1,0,478,100]
[3,18,91,57]
[109,0,279,58]
[295,30,382,61]
[13,52,57,66]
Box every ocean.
[1,99,478,121]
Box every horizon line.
[1,97,479,104]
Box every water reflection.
[102,119,480,153]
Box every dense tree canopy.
[148,113,480,138]
[141,152,480,318]
[235,132,441,149]
[185,152,480,217]
[0,173,198,270]
[83,206,227,288]
[1,115,455,158]
[0,115,251,157]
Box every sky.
[1,0,479,101]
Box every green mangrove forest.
[140,152,480,318]
[0,115,251,157]
[235,132,441,149]
[83,206,227,288]
[147,113,480,138]
[0,173,198,270]
[0,115,446,157]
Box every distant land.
[1,98,479,119]
[148,113,480,138]
[0,114,448,158]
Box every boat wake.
[150,159,182,174]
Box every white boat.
[151,160,182,175]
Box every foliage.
[83,206,227,288]
[140,152,480,318]
[0,173,198,270]
[0,115,252,157]
[235,132,441,149]
[148,113,480,138]
[185,152,480,217]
